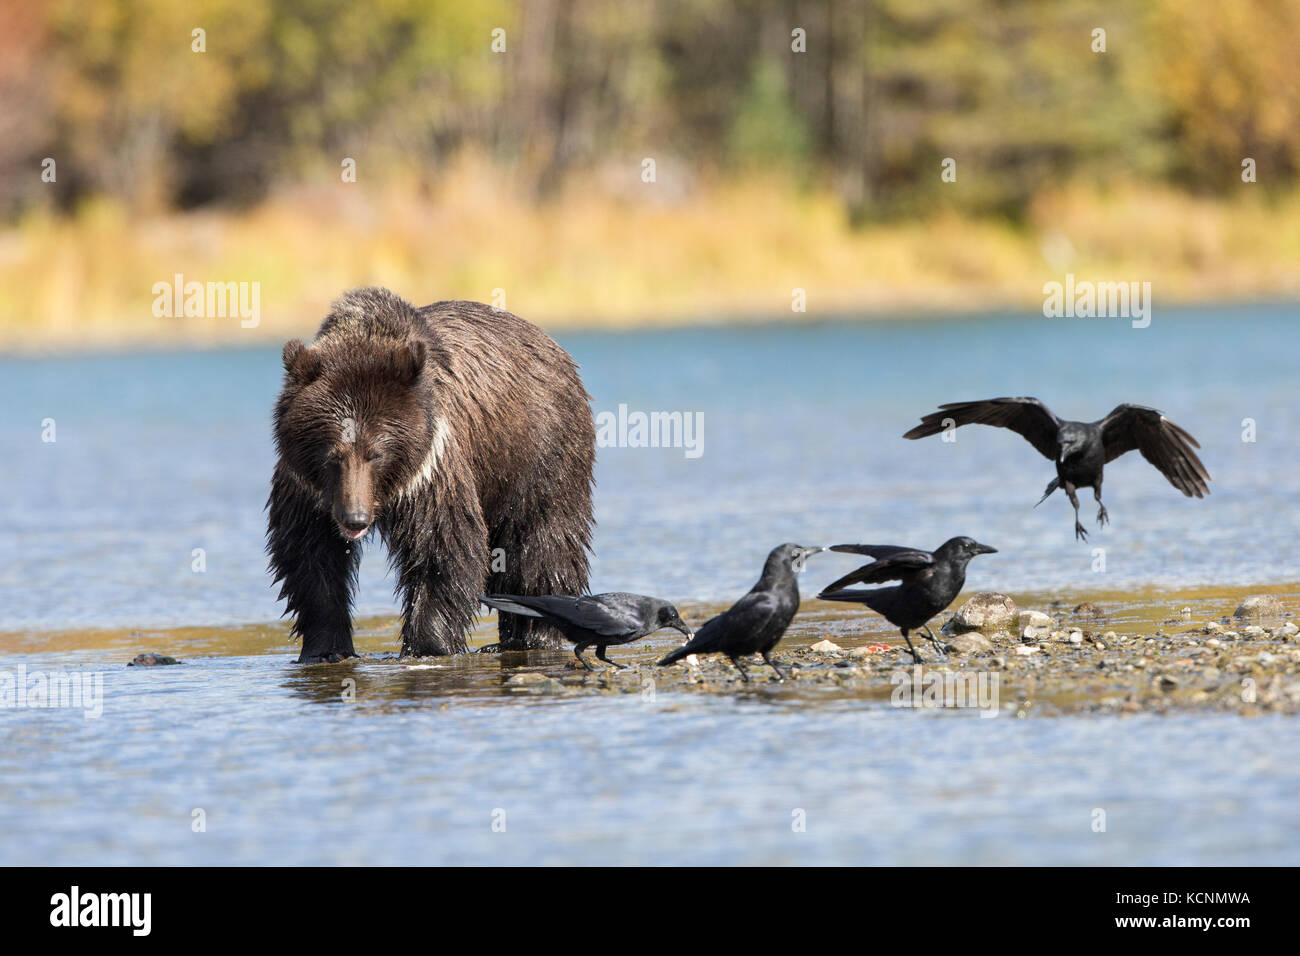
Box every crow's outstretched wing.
[828,544,921,561]
[819,548,933,593]
[903,397,1062,460]
[1096,404,1211,498]
[480,593,642,637]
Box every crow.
[657,544,824,682]
[903,397,1210,540]
[818,537,997,663]
[479,592,691,671]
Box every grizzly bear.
[266,288,595,662]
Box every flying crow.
[903,397,1210,540]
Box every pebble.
[506,672,550,685]
[809,639,843,654]
[951,592,1019,633]
[1019,610,1054,629]
[1234,594,1284,622]
[1021,624,1051,643]
[944,632,994,655]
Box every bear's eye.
[364,449,382,462]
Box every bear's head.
[275,337,431,541]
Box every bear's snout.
[340,511,372,539]
[334,454,376,540]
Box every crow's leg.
[900,629,924,664]
[761,651,787,681]
[1094,482,1109,527]
[1065,483,1088,541]
[573,644,595,671]
[921,624,947,658]
[729,657,750,682]
[595,645,627,669]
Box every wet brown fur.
[266,288,595,661]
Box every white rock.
[1019,610,1053,629]
[1021,624,1051,643]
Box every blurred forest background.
[1,0,1298,348]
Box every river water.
[1,304,1297,864]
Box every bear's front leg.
[389,486,489,657]
[396,567,480,656]
[266,471,361,663]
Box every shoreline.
[5,579,1295,655]
[3,582,1295,717]
[3,294,1297,359]
[5,175,1300,355]
[5,581,1296,719]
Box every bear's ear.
[282,339,321,385]
[391,340,426,385]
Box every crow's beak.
[975,543,998,555]
[671,621,693,638]
[792,546,825,572]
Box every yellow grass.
[2,157,1299,351]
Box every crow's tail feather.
[1034,478,1060,508]
[657,622,719,666]
[657,644,694,667]
[479,595,544,618]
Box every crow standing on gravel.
[818,537,997,664]
[657,543,824,682]
[903,397,1211,540]
[479,593,691,671]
